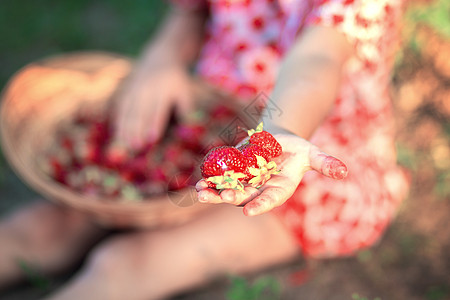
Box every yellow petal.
[207,175,224,184]
[248,167,261,176]
[267,161,277,169]
[247,122,264,136]
[255,155,267,168]
[248,176,261,186]
[255,122,264,133]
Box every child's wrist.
[136,42,189,73]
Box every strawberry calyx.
[247,122,264,137]
[247,155,280,188]
[206,170,247,192]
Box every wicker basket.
[0,51,236,229]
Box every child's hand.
[114,56,194,149]
[196,133,347,216]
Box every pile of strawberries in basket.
[39,102,240,201]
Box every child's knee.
[86,240,122,276]
[85,233,150,278]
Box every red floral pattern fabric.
[171,0,409,258]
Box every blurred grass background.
[0,0,168,89]
[0,0,449,299]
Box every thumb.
[309,146,348,180]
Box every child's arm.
[196,26,352,216]
[114,7,207,149]
[265,26,352,139]
[138,6,207,70]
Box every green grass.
[17,259,52,292]
[402,0,450,53]
[226,275,281,300]
[405,0,450,38]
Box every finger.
[114,78,144,146]
[114,93,132,145]
[115,85,151,149]
[243,176,298,216]
[197,189,223,204]
[195,179,209,191]
[176,84,194,121]
[243,187,285,216]
[220,186,260,206]
[118,104,139,148]
[309,146,348,180]
[131,82,160,148]
[126,86,157,150]
[147,94,172,143]
[128,105,146,149]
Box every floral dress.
[173,0,410,258]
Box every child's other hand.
[114,56,194,149]
[196,134,347,216]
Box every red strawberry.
[89,119,110,144]
[238,143,269,179]
[247,122,282,159]
[73,139,102,164]
[174,124,206,150]
[238,142,280,187]
[49,156,68,184]
[209,104,235,121]
[123,156,150,183]
[104,142,129,168]
[200,146,248,189]
[148,165,169,182]
[60,136,74,153]
[163,142,195,171]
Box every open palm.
[195,133,347,216]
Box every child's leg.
[0,201,105,289]
[45,205,300,300]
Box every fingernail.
[322,157,348,179]
[335,165,348,180]
[243,206,255,216]
[197,194,207,203]
[195,180,208,192]
[243,202,260,216]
